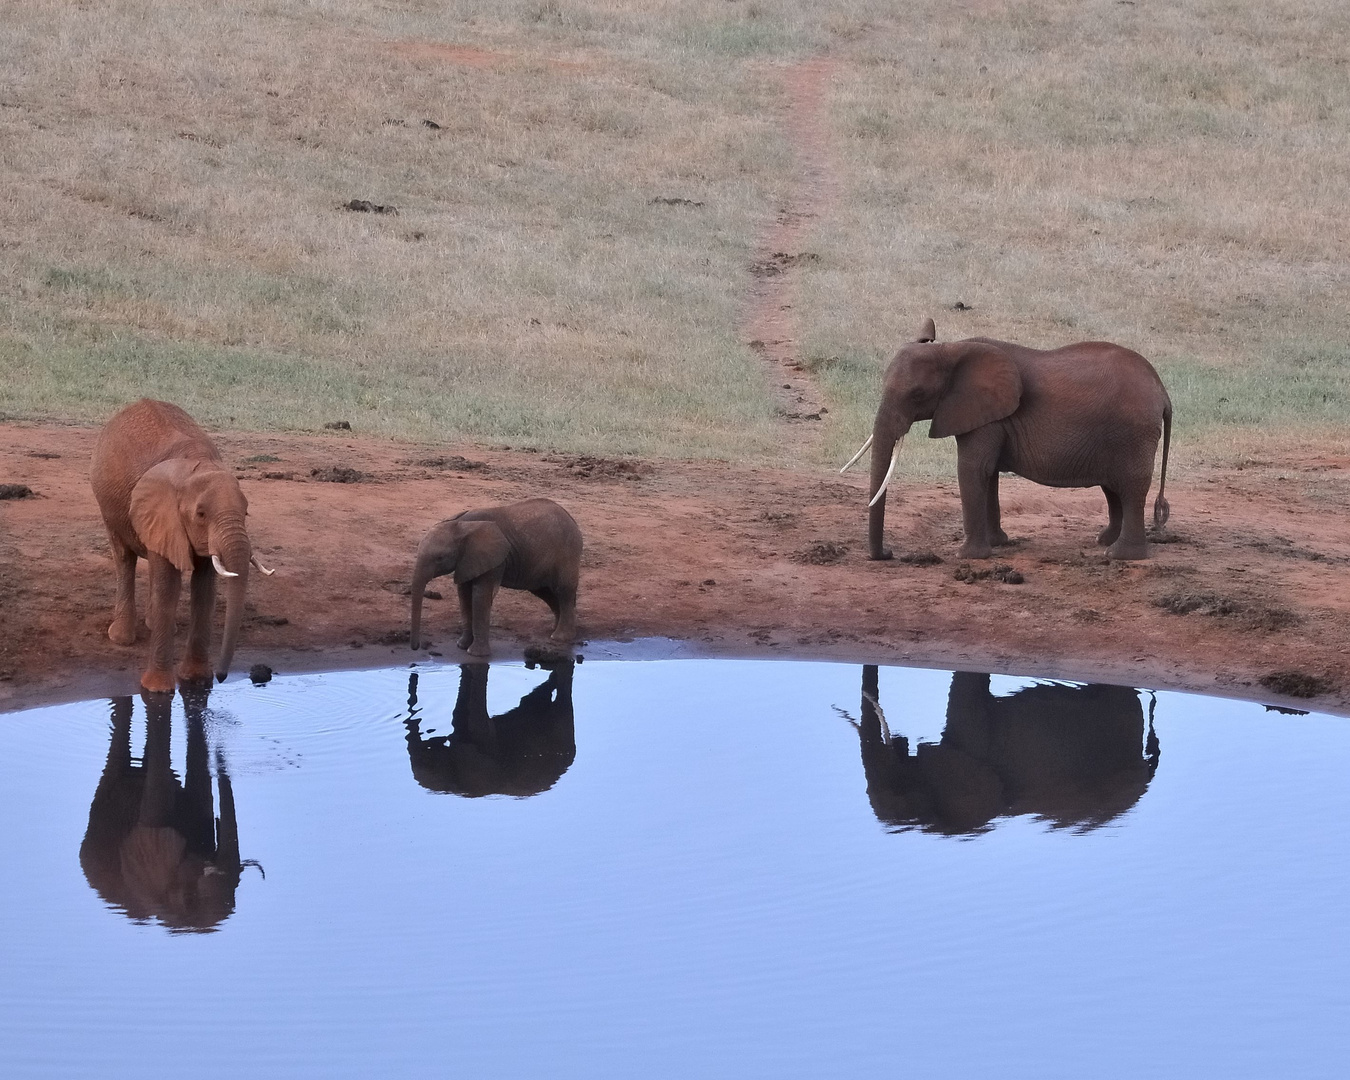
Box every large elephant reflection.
[80,688,257,931]
[850,667,1159,835]
[404,662,575,797]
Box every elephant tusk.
[862,690,892,744]
[867,437,903,508]
[840,434,873,474]
[250,555,276,577]
[212,555,240,578]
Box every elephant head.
[843,320,1022,559]
[849,667,1160,835]
[402,663,576,798]
[80,688,260,931]
[409,515,509,650]
[130,458,257,680]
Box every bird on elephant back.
[842,319,1173,561]
[90,398,274,692]
[402,662,576,799]
[80,687,261,931]
[845,666,1160,836]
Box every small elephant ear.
[929,344,1022,439]
[453,521,511,585]
[130,460,196,573]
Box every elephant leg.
[465,572,502,658]
[1097,488,1124,547]
[549,582,578,643]
[107,531,139,646]
[1106,482,1150,560]
[143,555,181,693]
[956,464,995,560]
[179,561,216,683]
[456,583,474,651]
[988,473,1011,547]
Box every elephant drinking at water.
[90,399,274,691]
[847,666,1160,835]
[842,320,1172,561]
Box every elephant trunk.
[867,419,909,560]
[212,524,251,681]
[409,551,436,651]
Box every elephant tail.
[1153,402,1172,529]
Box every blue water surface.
[0,658,1347,1079]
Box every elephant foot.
[958,541,993,560]
[465,642,490,658]
[108,620,137,647]
[177,657,213,684]
[1107,539,1149,561]
[991,530,1012,547]
[457,633,473,650]
[1096,525,1122,547]
[140,667,177,694]
[868,546,894,561]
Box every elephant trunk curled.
[212,522,251,681]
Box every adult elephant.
[843,319,1172,560]
[80,688,260,931]
[847,666,1160,835]
[402,662,576,798]
[90,398,273,691]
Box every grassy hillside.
[2,0,1347,469]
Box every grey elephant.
[847,666,1160,835]
[402,662,576,798]
[410,498,582,658]
[80,687,261,931]
[842,319,1173,560]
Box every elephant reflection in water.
[849,666,1160,835]
[404,662,575,797]
[80,688,259,931]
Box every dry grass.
[2,0,1347,470]
[803,0,1350,475]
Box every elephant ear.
[453,521,511,585]
[130,460,196,573]
[929,344,1022,439]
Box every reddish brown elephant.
[90,399,272,691]
[843,319,1172,561]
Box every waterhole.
[1,659,1346,1078]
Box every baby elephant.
[409,498,582,657]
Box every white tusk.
[839,434,873,474]
[867,437,903,507]
[862,691,892,745]
[250,555,276,577]
[212,555,240,578]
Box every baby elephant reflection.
[80,688,258,931]
[404,663,575,797]
[849,667,1159,835]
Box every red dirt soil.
[2,421,1348,714]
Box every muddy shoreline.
[3,422,1349,715]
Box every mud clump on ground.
[898,551,943,566]
[1154,590,1299,630]
[400,455,485,471]
[546,454,651,481]
[1259,670,1334,699]
[310,466,366,483]
[954,562,1024,585]
[750,251,820,277]
[0,484,34,500]
[794,541,848,565]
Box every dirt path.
[742,57,840,448]
[3,422,1349,715]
